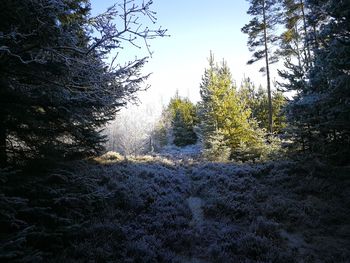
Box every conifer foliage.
[198,53,268,161]
[0,0,166,166]
[239,78,287,134]
[241,0,281,133]
[168,92,198,147]
[156,92,198,147]
[277,0,350,164]
[0,1,166,261]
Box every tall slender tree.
[239,79,287,133]
[241,0,280,133]
[277,0,314,95]
[280,0,312,66]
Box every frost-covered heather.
[54,158,194,262]
[159,144,202,160]
[49,157,349,262]
[190,161,350,262]
[1,157,350,263]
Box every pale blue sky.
[91,0,278,108]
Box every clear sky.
[90,0,279,109]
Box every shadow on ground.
[1,154,349,262]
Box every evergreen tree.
[168,93,198,147]
[241,0,281,133]
[198,54,266,161]
[276,0,318,153]
[154,92,198,148]
[172,110,197,147]
[287,0,350,164]
[203,130,231,162]
[152,116,169,150]
[280,0,311,67]
[239,79,287,133]
[0,0,166,166]
[0,1,166,260]
[277,0,314,97]
[198,51,218,141]
[272,89,287,133]
[276,0,309,108]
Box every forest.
[0,0,349,262]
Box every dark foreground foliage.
[0,0,165,166]
[1,156,349,262]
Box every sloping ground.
[1,155,349,262]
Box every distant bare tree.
[105,105,157,155]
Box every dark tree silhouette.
[0,0,166,166]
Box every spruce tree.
[198,51,218,140]
[203,130,231,162]
[288,0,350,164]
[172,110,197,147]
[156,92,198,148]
[241,0,280,133]
[0,0,166,166]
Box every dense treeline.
[153,0,349,165]
[154,53,286,162]
[242,0,350,165]
[281,0,350,164]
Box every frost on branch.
[0,0,167,164]
[89,0,167,56]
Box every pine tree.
[276,0,317,152]
[241,0,281,133]
[198,54,266,161]
[239,79,287,133]
[277,0,314,96]
[280,0,311,66]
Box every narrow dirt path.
[175,161,210,263]
[187,196,204,229]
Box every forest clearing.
[1,0,349,262]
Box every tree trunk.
[294,24,303,70]
[300,0,312,67]
[262,1,273,134]
[0,111,6,167]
